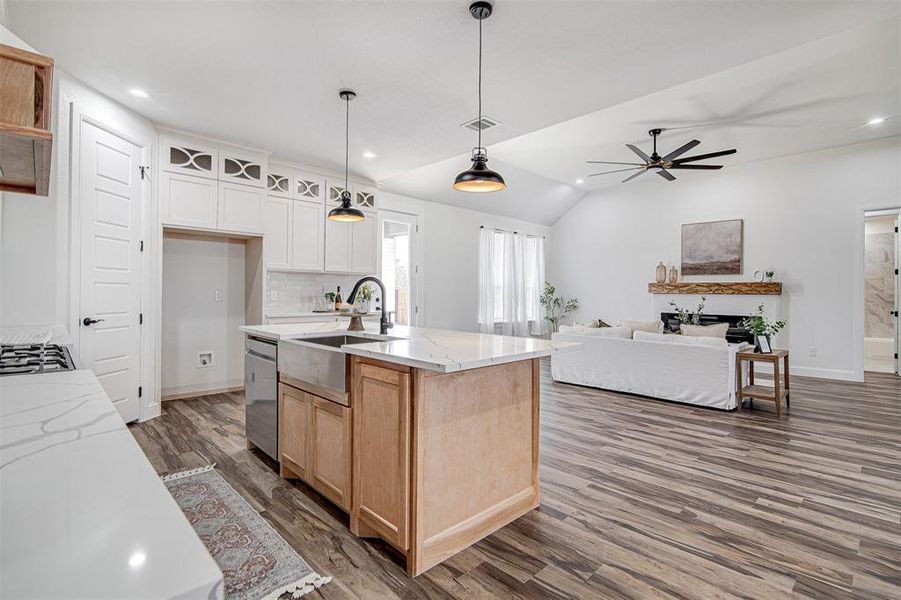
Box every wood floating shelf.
[0,43,54,196]
[648,282,782,295]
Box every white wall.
[161,233,245,398]
[380,191,551,332]
[548,137,901,381]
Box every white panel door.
[291,199,324,271]
[78,120,144,423]
[218,181,263,233]
[350,212,378,274]
[160,171,217,229]
[324,219,352,272]
[262,195,291,269]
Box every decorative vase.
[655,262,667,284]
[668,265,678,283]
[356,300,371,315]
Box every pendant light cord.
[477,14,483,153]
[344,95,350,193]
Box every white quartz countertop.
[242,323,580,372]
[0,370,223,600]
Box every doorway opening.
[864,209,899,374]
[379,211,418,327]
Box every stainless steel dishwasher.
[244,336,278,461]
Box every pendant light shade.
[453,148,506,192]
[328,89,365,222]
[454,1,505,193]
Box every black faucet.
[347,276,394,335]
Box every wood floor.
[130,361,901,599]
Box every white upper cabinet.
[160,171,217,229]
[326,180,349,207]
[354,186,377,211]
[266,169,292,198]
[161,136,218,180]
[219,150,266,188]
[350,213,378,274]
[295,173,325,203]
[217,182,263,234]
[262,196,292,269]
[324,219,352,273]
[291,199,324,271]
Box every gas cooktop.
[0,344,76,377]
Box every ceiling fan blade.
[661,139,700,162]
[671,149,736,164]
[587,167,644,177]
[668,164,723,170]
[656,169,676,181]
[626,144,651,162]
[585,160,645,166]
[622,169,648,183]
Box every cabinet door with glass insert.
[161,135,218,180]
[219,151,266,188]
[266,167,293,198]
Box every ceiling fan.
[586,128,736,183]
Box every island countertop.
[0,370,223,600]
[240,323,580,372]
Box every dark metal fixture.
[328,89,365,222]
[347,276,393,335]
[586,128,737,183]
[454,1,505,193]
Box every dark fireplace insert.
[659,312,753,345]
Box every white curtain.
[478,228,546,337]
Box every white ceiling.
[7,1,901,224]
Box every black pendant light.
[328,89,365,222]
[453,1,505,193]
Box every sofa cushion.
[558,324,631,338]
[622,319,663,337]
[633,330,728,348]
[681,322,729,338]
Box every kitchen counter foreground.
[0,371,223,600]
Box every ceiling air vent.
[462,116,500,132]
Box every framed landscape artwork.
[681,219,743,275]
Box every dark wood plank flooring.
[130,362,901,599]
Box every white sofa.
[551,326,750,410]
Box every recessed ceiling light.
[868,116,886,125]
[362,151,377,159]
[128,551,146,568]
[129,88,150,99]
[575,179,584,184]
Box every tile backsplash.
[266,272,375,316]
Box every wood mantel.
[648,282,782,295]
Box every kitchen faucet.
[347,276,394,335]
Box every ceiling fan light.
[454,153,506,192]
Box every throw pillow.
[622,319,664,337]
[681,323,729,338]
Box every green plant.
[539,282,579,333]
[765,270,775,278]
[741,304,786,337]
[324,292,336,303]
[357,283,373,302]
[669,296,706,326]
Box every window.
[478,228,546,336]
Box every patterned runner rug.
[163,465,331,600]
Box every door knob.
[82,317,105,326]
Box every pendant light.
[454,1,505,193]
[328,89,365,222]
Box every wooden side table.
[736,350,790,416]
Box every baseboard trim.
[789,366,861,382]
[161,383,244,401]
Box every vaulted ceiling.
[7,1,901,224]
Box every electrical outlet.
[808,347,817,358]
[213,289,223,303]
[197,351,214,368]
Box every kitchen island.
[240,323,579,576]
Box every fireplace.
[659,312,754,344]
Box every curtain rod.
[480,225,546,239]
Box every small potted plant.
[668,296,706,327]
[323,291,336,311]
[355,283,373,314]
[539,282,579,334]
[741,304,786,353]
[765,270,775,283]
